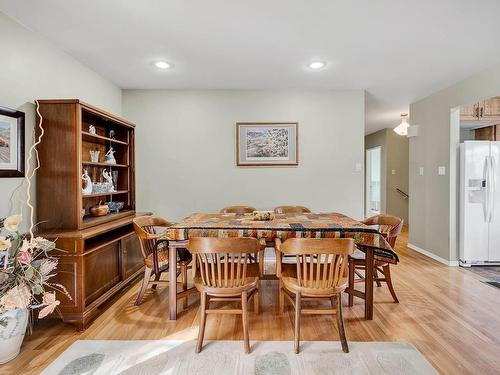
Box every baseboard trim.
[407,243,459,267]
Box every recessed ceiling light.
[154,61,172,69]
[308,61,326,70]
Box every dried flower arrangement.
[0,214,69,325]
[0,100,70,329]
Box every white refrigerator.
[460,141,500,266]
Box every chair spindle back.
[362,214,403,249]
[281,238,354,290]
[188,237,260,288]
[220,206,256,214]
[274,206,311,214]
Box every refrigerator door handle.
[489,156,496,223]
[483,156,490,221]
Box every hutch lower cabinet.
[41,216,147,330]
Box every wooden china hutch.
[36,99,146,330]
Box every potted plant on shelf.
[0,214,68,364]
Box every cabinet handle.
[480,107,484,118]
[475,106,479,118]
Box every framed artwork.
[0,106,25,177]
[236,122,298,166]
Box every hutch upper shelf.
[36,99,136,231]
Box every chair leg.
[135,267,152,305]
[383,264,399,303]
[279,281,285,314]
[348,261,354,307]
[151,272,161,290]
[180,264,188,310]
[253,288,260,314]
[294,292,301,354]
[374,267,382,287]
[182,264,188,291]
[258,250,265,277]
[242,290,250,354]
[196,291,207,353]
[335,294,349,353]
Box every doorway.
[366,146,382,217]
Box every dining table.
[163,212,398,321]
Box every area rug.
[42,340,437,375]
[464,265,500,282]
[484,281,500,290]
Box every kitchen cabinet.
[461,97,500,121]
[474,126,496,141]
[483,97,500,118]
[460,104,476,119]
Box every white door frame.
[366,146,382,217]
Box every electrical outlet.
[355,163,362,172]
[438,166,446,175]
[419,167,424,176]
[391,169,396,175]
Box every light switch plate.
[391,169,396,175]
[438,166,446,175]
[355,163,362,172]
[419,167,424,176]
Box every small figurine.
[109,129,116,139]
[104,146,117,164]
[82,169,93,195]
[88,124,96,134]
[103,169,115,192]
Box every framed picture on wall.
[236,122,298,166]
[0,106,25,177]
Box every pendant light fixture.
[393,113,409,136]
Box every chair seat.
[281,263,347,297]
[349,250,393,267]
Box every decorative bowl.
[252,210,275,221]
[89,204,109,217]
[105,201,124,213]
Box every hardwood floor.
[3,228,500,374]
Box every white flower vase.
[0,308,28,364]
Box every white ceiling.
[2,0,500,134]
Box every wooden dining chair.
[274,205,311,214]
[348,214,403,306]
[220,206,261,265]
[188,237,263,354]
[220,205,256,214]
[277,238,354,354]
[273,206,312,266]
[132,216,192,305]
